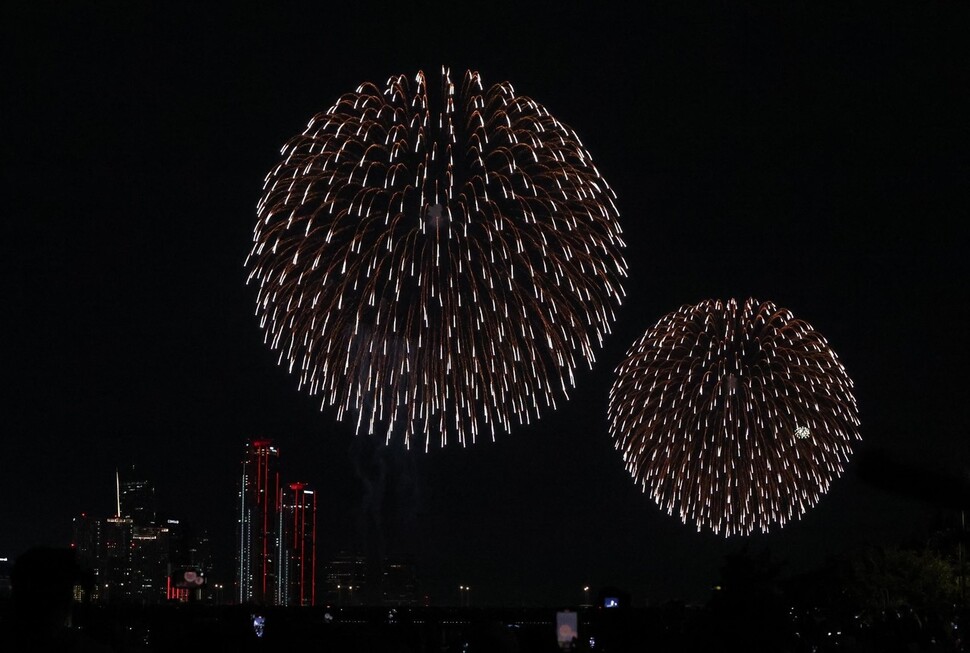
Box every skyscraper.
[325,552,368,605]
[128,523,170,603]
[236,439,280,605]
[118,466,156,526]
[72,471,203,605]
[382,559,419,606]
[279,481,317,606]
[72,513,101,576]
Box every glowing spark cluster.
[247,68,627,450]
[608,298,860,536]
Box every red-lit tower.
[278,482,317,606]
[236,439,281,605]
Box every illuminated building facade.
[119,469,156,526]
[321,553,419,606]
[128,524,170,603]
[325,552,368,605]
[278,482,317,606]
[382,559,419,606]
[236,439,281,605]
[105,470,170,604]
[71,470,208,605]
[72,512,102,601]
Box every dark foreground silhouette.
[0,542,966,651]
[4,546,108,652]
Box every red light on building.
[279,482,317,607]
[236,439,280,605]
[168,568,205,602]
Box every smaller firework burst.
[608,298,860,536]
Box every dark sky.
[3,3,967,606]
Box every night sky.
[4,3,967,607]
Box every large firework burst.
[247,68,627,449]
[608,298,860,536]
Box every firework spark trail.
[247,68,627,450]
[608,299,860,536]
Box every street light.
[583,586,590,607]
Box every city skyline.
[55,444,425,608]
[71,467,214,605]
[4,3,966,608]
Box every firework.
[608,298,860,536]
[247,68,627,449]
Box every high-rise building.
[236,439,280,605]
[72,513,101,570]
[382,559,419,606]
[72,513,103,602]
[100,516,133,603]
[325,552,368,605]
[71,470,203,606]
[118,467,156,526]
[185,526,213,573]
[167,524,214,603]
[279,481,317,606]
[129,524,170,604]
